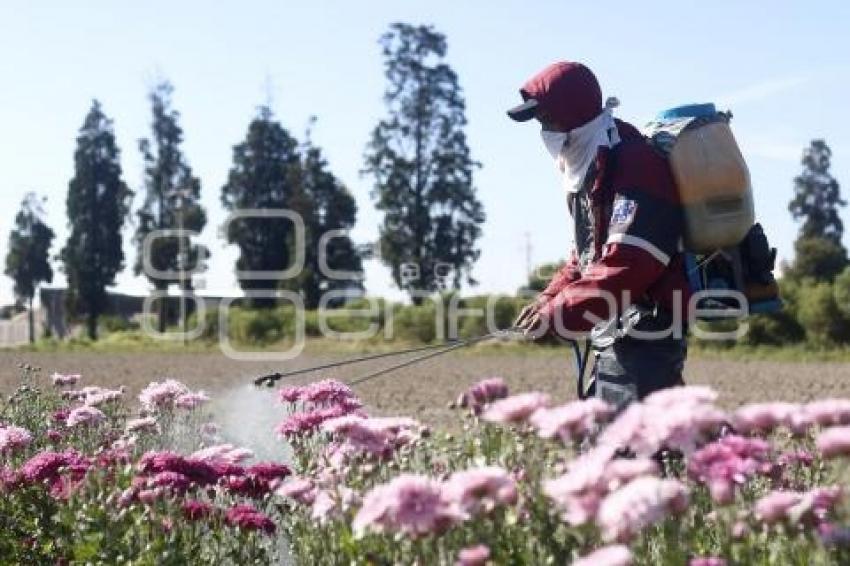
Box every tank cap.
[656,103,717,120]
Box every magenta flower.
[20,450,89,486]
[302,379,358,406]
[276,405,357,438]
[687,435,771,504]
[571,545,632,566]
[816,426,850,459]
[481,392,550,425]
[0,425,33,455]
[225,503,276,535]
[597,477,689,542]
[443,466,518,515]
[137,450,219,486]
[456,544,491,566]
[182,499,213,521]
[50,372,80,387]
[278,385,304,404]
[529,398,613,443]
[456,377,509,414]
[246,462,291,482]
[353,474,463,537]
[65,405,106,428]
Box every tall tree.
[283,122,363,309]
[363,23,485,304]
[61,100,132,339]
[789,139,847,281]
[221,106,301,307]
[134,81,206,332]
[4,193,55,342]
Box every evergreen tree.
[283,122,363,309]
[363,23,485,304]
[61,101,132,339]
[4,193,55,342]
[134,81,206,332]
[221,106,301,307]
[789,140,848,281]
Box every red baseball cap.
[507,61,602,131]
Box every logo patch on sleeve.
[610,198,637,226]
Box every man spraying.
[507,61,689,409]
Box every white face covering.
[542,99,621,193]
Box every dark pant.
[590,329,687,411]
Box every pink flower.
[353,474,463,537]
[50,372,81,387]
[276,477,317,505]
[174,391,210,409]
[543,447,616,525]
[82,387,123,407]
[276,405,357,438]
[732,402,800,435]
[529,398,613,443]
[225,503,276,535]
[302,379,359,406]
[137,451,219,486]
[481,392,550,425]
[597,477,688,542]
[0,425,32,455]
[182,499,213,521]
[687,435,771,504]
[599,390,726,456]
[802,399,850,428]
[65,406,106,428]
[278,386,304,404]
[138,379,190,410]
[126,417,158,433]
[456,378,509,414]
[754,490,803,524]
[443,466,518,514]
[456,544,491,566]
[571,545,632,566]
[150,471,191,493]
[756,486,843,525]
[190,444,254,465]
[816,426,850,459]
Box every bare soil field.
[3,348,850,430]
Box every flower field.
[2,364,850,564]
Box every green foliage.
[221,106,302,307]
[282,124,364,309]
[133,81,207,332]
[60,100,133,340]
[833,266,850,317]
[364,23,485,302]
[789,139,846,247]
[788,237,848,282]
[4,193,55,342]
[796,280,850,345]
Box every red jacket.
[537,120,690,335]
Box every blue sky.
[1,1,848,305]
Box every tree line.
[4,23,485,341]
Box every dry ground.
[2,348,850,429]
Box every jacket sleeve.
[537,187,681,335]
[539,249,581,299]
